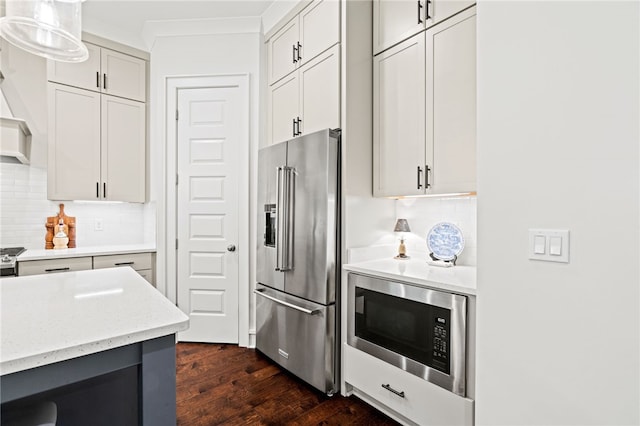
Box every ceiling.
[82,0,275,40]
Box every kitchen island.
[0,267,189,425]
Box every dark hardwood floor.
[176,343,400,425]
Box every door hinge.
[176,239,178,250]
[176,173,179,186]
[176,109,179,121]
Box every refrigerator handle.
[282,166,295,271]
[275,166,283,271]
[254,289,319,315]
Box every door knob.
[227,245,236,252]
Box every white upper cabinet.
[47,84,101,201]
[269,44,340,145]
[269,19,299,87]
[269,73,299,146]
[373,34,426,197]
[46,43,102,93]
[47,84,146,203]
[373,6,476,197]
[373,0,475,55]
[100,48,146,102]
[298,44,340,136]
[47,42,146,102]
[101,96,146,203]
[427,8,476,194]
[268,0,340,85]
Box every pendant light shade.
[0,0,88,62]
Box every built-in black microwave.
[347,273,467,397]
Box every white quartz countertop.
[343,258,476,296]
[0,267,189,375]
[17,244,156,261]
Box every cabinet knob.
[227,245,236,252]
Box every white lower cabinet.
[344,344,474,426]
[93,252,154,285]
[18,257,93,277]
[18,252,155,285]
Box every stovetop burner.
[0,247,25,257]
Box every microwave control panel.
[431,309,450,374]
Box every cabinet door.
[268,17,299,85]
[269,73,299,145]
[426,8,476,194]
[101,48,146,102]
[101,95,146,202]
[299,44,340,136]
[47,42,101,91]
[430,0,475,26]
[373,34,426,197]
[373,0,425,55]
[47,84,101,201]
[299,0,340,65]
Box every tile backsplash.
[396,196,477,266]
[0,163,155,249]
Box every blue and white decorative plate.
[427,222,465,261]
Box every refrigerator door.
[256,141,287,292]
[285,129,340,304]
[255,285,337,395]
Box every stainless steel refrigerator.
[255,128,340,395]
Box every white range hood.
[0,116,31,164]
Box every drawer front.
[344,344,473,426]
[18,257,93,276]
[255,285,337,394]
[93,253,152,271]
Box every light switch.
[529,229,570,263]
[534,235,546,254]
[549,236,562,256]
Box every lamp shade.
[0,0,88,62]
[393,219,411,233]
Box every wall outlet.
[94,218,104,231]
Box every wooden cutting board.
[45,204,76,249]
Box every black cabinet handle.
[96,182,100,198]
[292,118,297,137]
[418,0,423,24]
[96,71,100,88]
[425,0,431,20]
[103,182,107,198]
[45,267,70,273]
[425,164,431,188]
[115,262,135,266]
[295,117,302,136]
[293,44,298,63]
[417,166,423,189]
[103,73,107,90]
[382,384,405,398]
[297,42,302,61]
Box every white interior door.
[176,87,240,343]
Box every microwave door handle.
[275,166,283,271]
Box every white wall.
[476,2,639,425]
[396,197,477,266]
[149,31,261,341]
[0,163,154,249]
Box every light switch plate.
[528,229,569,263]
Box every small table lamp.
[393,219,411,260]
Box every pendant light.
[0,0,88,62]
